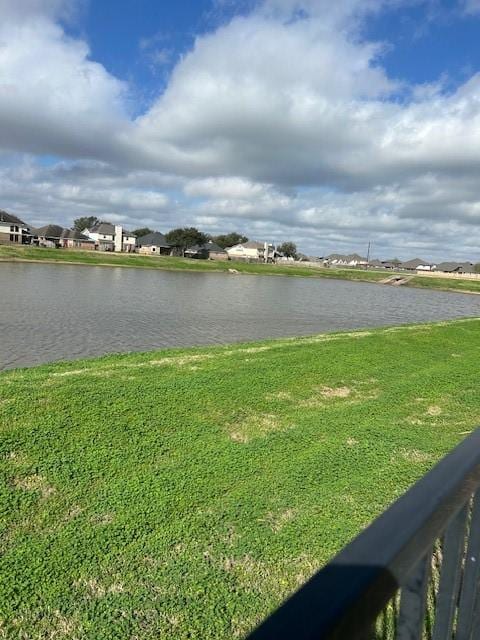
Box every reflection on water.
[0,263,478,370]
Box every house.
[137,231,171,256]
[185,241,228,261]
[82,223,136,252]
[33,224,64,248]
[368,259,384,268]
[381,259,402,270]
[400,258,435,272]
[435,261,475,274]
[226,241,275,262]
[0,210,32,245]
[60,229,96,250]
[326,253,368,267]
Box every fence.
[247,428,480,640]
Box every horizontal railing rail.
[247,428,480,640]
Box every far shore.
[1,245,480,295]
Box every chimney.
[114,225,123,252]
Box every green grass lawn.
[1,319,480,638]
[1,244,480,294]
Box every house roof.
[436,261,474,273]
[0,209,26,225]
[187,241,226,253]
[229,240,265,250]
[60,229,95,241]
[205,241,226,253]
[346,253,367,261]
[89,222,115,235]
[137,231,170,247]
[368,259,383,267]
[327,253,367,262]
[401,258,431,269]
[88,222,135,237]
[33,224,64,238]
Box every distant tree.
[475,263,480,274]
[132,227,153,238]
[165,227,208,255]
[277,241,297,259]
[213,232,248,249]
[73,216,100,232]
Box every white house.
[400,258,436,272]
[326,253,368,267]
[83,222,136,252]
[226,241,275,262]
[0,210,32,246]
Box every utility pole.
[366,241,371,269]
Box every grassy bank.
[1,319,480,638]
[1,244,480,293]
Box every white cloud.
[462,0,480,14]
[0,1,128,159]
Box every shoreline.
[2,317,478,374]
[1,249,480,295]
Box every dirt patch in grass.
[298,381,380,408]
[222,552,317,596]
[149,353,215,367]
[13,474,55,498]
[265,390,293,401]
[228,412,287,443]
[320,386,352,398]
[397,448,434,464]
[5,450,29,466]
[427,405,442,416]
[90,512,115,526]
[261,508,297,533]
[6,609,83,639]
[52,369,88,378]
[75,577,124,599]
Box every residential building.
[33,224,64,248]
[60,229,96,250]
[400,258,435,272]
[137,231,171,256]
[185,241,228,261]
[326,253,368,267]
[381,259,402,270]
[0,210,32,245]
[435,262,475,274]
[82,223,136,252]
[226,241,275,262]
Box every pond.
[0,263,478,370]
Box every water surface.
[0,263,478,370]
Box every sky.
[1,0,480,260]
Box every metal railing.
[247,428,480,640]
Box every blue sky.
[365,1,480,88]
[73,1,480,101]
[1,0,480,260]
